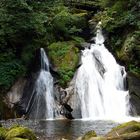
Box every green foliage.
[0,51,25,91]
[129,65,140,74]
[96,0,140,31]
[94,0,140,74]
[0,62,25,90]
[107,121,140,137]
[0,0,86,91]
[48,41,79,87]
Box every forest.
[0,0,140,139]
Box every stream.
[0,119,119,140]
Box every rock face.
[0,78,26,120]
[127,72,140,116]
[6,78,26,109]
[106,121,140,137]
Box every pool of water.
[0,119,119,140]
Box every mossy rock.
[0,127,7,140]
[48,41,80,86]
[5,126,37,140]
[82,130,97,140]
[87,137,106,140]
[117,34,136,62]
[106,121,140,137]
[10,138,28,140]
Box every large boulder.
[76,121,140,140]
[127,72,140,115]
[82,130,97,140]
[5,125,37,140]
[76,130,97,140]
[106,121,140,137]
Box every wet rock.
[82,130,97,140]
[5,125,37,140]
[106,121,140,137]
[6,78,26,109]
[81,42,91,49]
[60,103,74,119]
[0,98,15,120]
[127,72,140,115]
[106,131,140,140]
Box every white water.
[35,48,55,119]
[74,24,129,120]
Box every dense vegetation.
[0,0,139,93]
[94,0,140,74]
[0,0,88,92]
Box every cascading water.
[74,23,129,120]
[22,48,55,119]
[34,48,55,119]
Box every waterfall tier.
[73,26,129,120]
[33,48,55,119]
[17,48,55,120]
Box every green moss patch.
[5,126,37,140]
[48,41,80,87]
[106,121,140,137]
[82,130,97,140]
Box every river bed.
[0,119,119,140]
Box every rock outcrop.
[76,121,140,140]
[0,124,37,140]
[127,72,140,116]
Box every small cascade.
[20,48,55,119]
[34,48,55,119]
[74,23,129,120]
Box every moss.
[0,127,7,140]
[117,31,140,74]
[106,121,140,137]
[5,126,37,140]
[82,130,97,140]
[48,41,80,87]
[9,138,28,140]
[117,34,135,62]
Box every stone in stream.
[82,130,97,140]
[0,124,37,140]
[5,125,37,140]
[76,121,140,140]
[0,127,7,140]
[106,121,140,137]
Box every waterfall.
[34,48,55,119]
[23,48,55,119]
[74,23,129,120]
